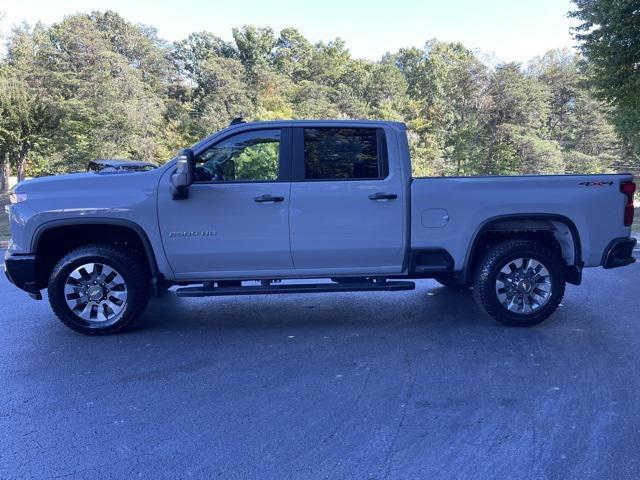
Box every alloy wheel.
[63,262,128,325]
[494,257,552,314]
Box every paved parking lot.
[2,249,640,479]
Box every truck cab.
[160,120,409,279]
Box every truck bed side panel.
[410,174,633,270]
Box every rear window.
[303,128,387,180]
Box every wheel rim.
[63,262,128,326]
[495,257,552,315]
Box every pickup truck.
[4,120,637,335]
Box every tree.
[272,28,312,81]
[172,31,238,84]
[36,12,172,168]
[232,25,276,83]
[482,63,552,174]
[364,60,408,119]
[90,10,173,94]
[528,49,623,174]
[425,41,488,175]
[291,81,339,119]
[564,89,621,173]
[0,11,630,182]
[0,25,61,185]
[307,39,352,88]
[330,60,370,119]
[528,49,579,145]
[389,41,488,175]
[189,56,255,136]
[570,0,640,165]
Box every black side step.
[175,281,416,298]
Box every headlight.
[9,192,27,204]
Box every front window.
[194,129,281,182]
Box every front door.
[158,128,294,278]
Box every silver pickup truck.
[4,120,637,335]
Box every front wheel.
[48,244,150,335]
[472,239,565,327]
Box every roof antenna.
[230,117,246,126]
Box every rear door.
[289,126,405,273]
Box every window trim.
[191,127,293,184]
[291,127,389,182]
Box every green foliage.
[570,0,640,169]
[190,56,255,135]
[0,26,62,180]
[0,10,634,183]
[272,28,312,81]
[232,26,276,85]
[198,136,279,181]
[234,142,279,180]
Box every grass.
[634,207,640,233]
[0,194,9,243]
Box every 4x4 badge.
[579,181,613,187]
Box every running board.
[175,281,416,297]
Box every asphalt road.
[2,250,640,480]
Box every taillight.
[621,181,636,226]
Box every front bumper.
[3,252,42,299]
[602,237,637,269]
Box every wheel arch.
[461,214,583,285]
[31,218,161,289]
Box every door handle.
[254,194,284,203]
[368,192,398,201]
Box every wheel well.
[33,224,154,288]
[465,217,581,284]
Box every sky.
[0,0,579,64]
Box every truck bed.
[410,174,633,270]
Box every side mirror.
[171,148,194,200]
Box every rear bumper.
[3,252,42,299]
[602,237,637,269]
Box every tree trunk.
[16,143,29,183]
[0,152,9,194]
[17,157,26,183]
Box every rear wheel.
[48,244,150,335]
[472,239,565,327]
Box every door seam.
[287,181,296,268]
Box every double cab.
[4,120,637,334]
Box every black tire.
[472,239,565,327]
[434,275,471,290]
[48,244,150,335]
